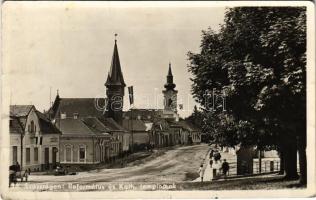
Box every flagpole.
[128,86,134,154]
[131,106,134,153]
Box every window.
[79,146,85,161]
[65,145,72,162]
[34,147,38,162]
[30,121,35,133]
[61,113,66,119]
[12,146,17,164]
[73,113,79,119]
[26,148,30,164]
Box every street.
[26,144,210,183]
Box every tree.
[187,7,306,183]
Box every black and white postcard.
[1,1,315,199]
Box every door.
[52,147,57,168]
[12,146,17,165]
[44,148,49,170]
[105,147,109,162]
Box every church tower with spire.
[163,62,178,112]
[105,35,126,124]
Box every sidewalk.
[193,147,236,182]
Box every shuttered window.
[26,148,30,164]
[79,146,85,162]
[66,146,72,162]
[34,147,38,162]
[12,146,17,164]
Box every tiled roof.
[35,111,61,134]
[57,118,96,136]
[98,117,127,132]
[18,117,27,130]
[168,121,183,128]
[153,119,170,131]
[49,97,106,119]
[177,120,200,132]
[10,105,34,130]
[81,117,111,136]
[123,109,163,120]
[122,119,147,132]
[9,117,24,134]
[10,105,34,117]
[57,117,112,137]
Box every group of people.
[198,148,230,182]
[209,149,230,176]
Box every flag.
[128,86,134,106]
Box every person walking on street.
[222,159,230,177]
[214,151,221,162]
[16,161,21,172]
[209,158,213,168]
[209,149,214,159]
[198,164,204,182]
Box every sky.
[3,2,226,118]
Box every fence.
[214,157,302,178]
[212,158,281,178]
[253,158,280,174]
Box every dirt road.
[29,144,210,183]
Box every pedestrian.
[16,161,21,172]
[198,164,204,182]
[209,149,214,159]
[215,160,221,175]
[209,158,213,168]
[222,159,230,177]
[214,151,221,162]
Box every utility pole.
[258,149,262,173]
[20,121,25,171]
[131,108,134,153]
[49,86,52,108]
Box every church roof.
[48,97,106,119]
[123,109,163,120]
[164,63,176,91]
[105,40,126,87]
[57,118,96,136]
[168,64,173,76]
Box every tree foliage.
[187,7,306,181]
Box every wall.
[10,134,21,166]
[122,133,130,152]
[133,132,150,145]
[41,134,60,170]
[10,108,61,171]
[60,136,95,164]
[181,129,189,145]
